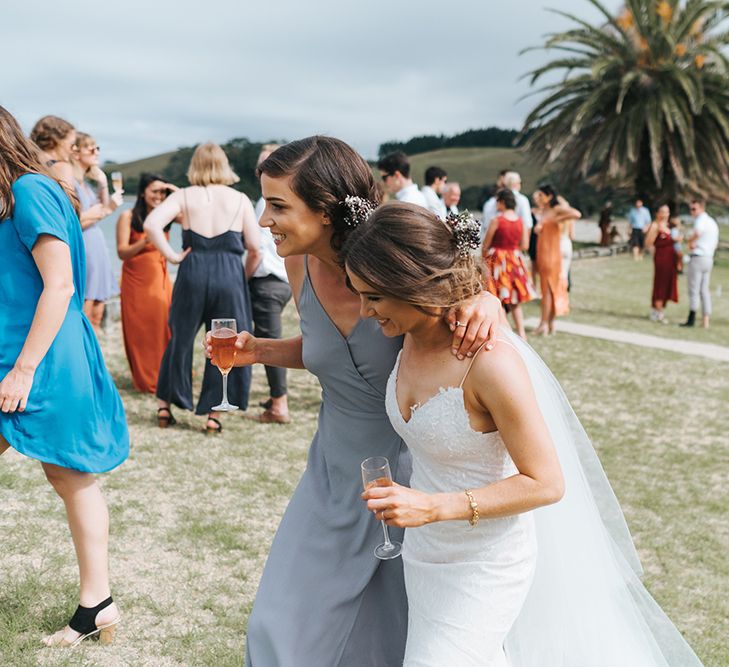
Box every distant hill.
[104,151,178,191]
[107,145,543,209]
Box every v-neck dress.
[245,260,411,667]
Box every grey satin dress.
[245,260,411,667]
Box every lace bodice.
[385,351,532,564]
[386,352,518,494]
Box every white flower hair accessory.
[341,195,376,227]
[446,210,480,257]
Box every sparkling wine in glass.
[361,456,402,560]
[110,171,123,193]
[211,318,238,412]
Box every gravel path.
[524,317,729,362]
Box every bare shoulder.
[466,336,532,399]
[117,209,132,224]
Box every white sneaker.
[649,309,659,322]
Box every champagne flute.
[210,318,239,411]
[361,456,402,560]
[110,171,123,193]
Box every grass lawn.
[523,250,729,346]
[1,255,727,666]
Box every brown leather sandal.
[259,409,292,425]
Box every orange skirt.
[121,249,172,393]
[483,248,536,305]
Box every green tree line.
[378,127,520,158]
[160,137,278,199]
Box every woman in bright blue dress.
[0,106,129,647]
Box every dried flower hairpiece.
[445,210,480,257]
[341,195,376,227]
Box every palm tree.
[521,0,729,204]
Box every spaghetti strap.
[458,342,488,388]
[494,333,519,352]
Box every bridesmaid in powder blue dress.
[71,131,121,331]
[0,106,128,648]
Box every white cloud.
[1,0,611,162]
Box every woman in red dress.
[116,174,176,398]
[482,189,535,339]
[644,204,678,324]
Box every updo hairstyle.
[495,188,516,210]
[257,136,380,261]
[30,115,75,151]
[344,202,483,312]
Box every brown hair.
[0,106,78,219]
[29,115,75,151]
[344,202,483,311]
[73,131,94,149]
[257,136,380,261]
[187,142,240,186]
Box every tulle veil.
[500,331,703,666]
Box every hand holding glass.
[210,318,238,412]
[110,171,123,193]
[361,456,402,560]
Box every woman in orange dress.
[534,185,581,334]
[116,174,175,397]
[482,189,535,339]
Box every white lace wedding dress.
[385,330,704,667]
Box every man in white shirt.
[377,151,428,208]
[480,170,507,240]
[443,182,461,216]
[421,166,448,219]
[505,171,533,230]
[481,170,532,241]
[681,199,719,328]
[251,144,293,423]
[628,198,652,260]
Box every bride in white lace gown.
[344,202,705,667]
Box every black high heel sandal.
[205,417,223,435]
[43,596,120,647]
[157,407,177,428]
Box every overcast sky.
[2,0,611,163]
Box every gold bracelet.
[464,489,479,527]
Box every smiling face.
[259,173,332,258]
[346,268,437,338]
[143,180,168,210]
